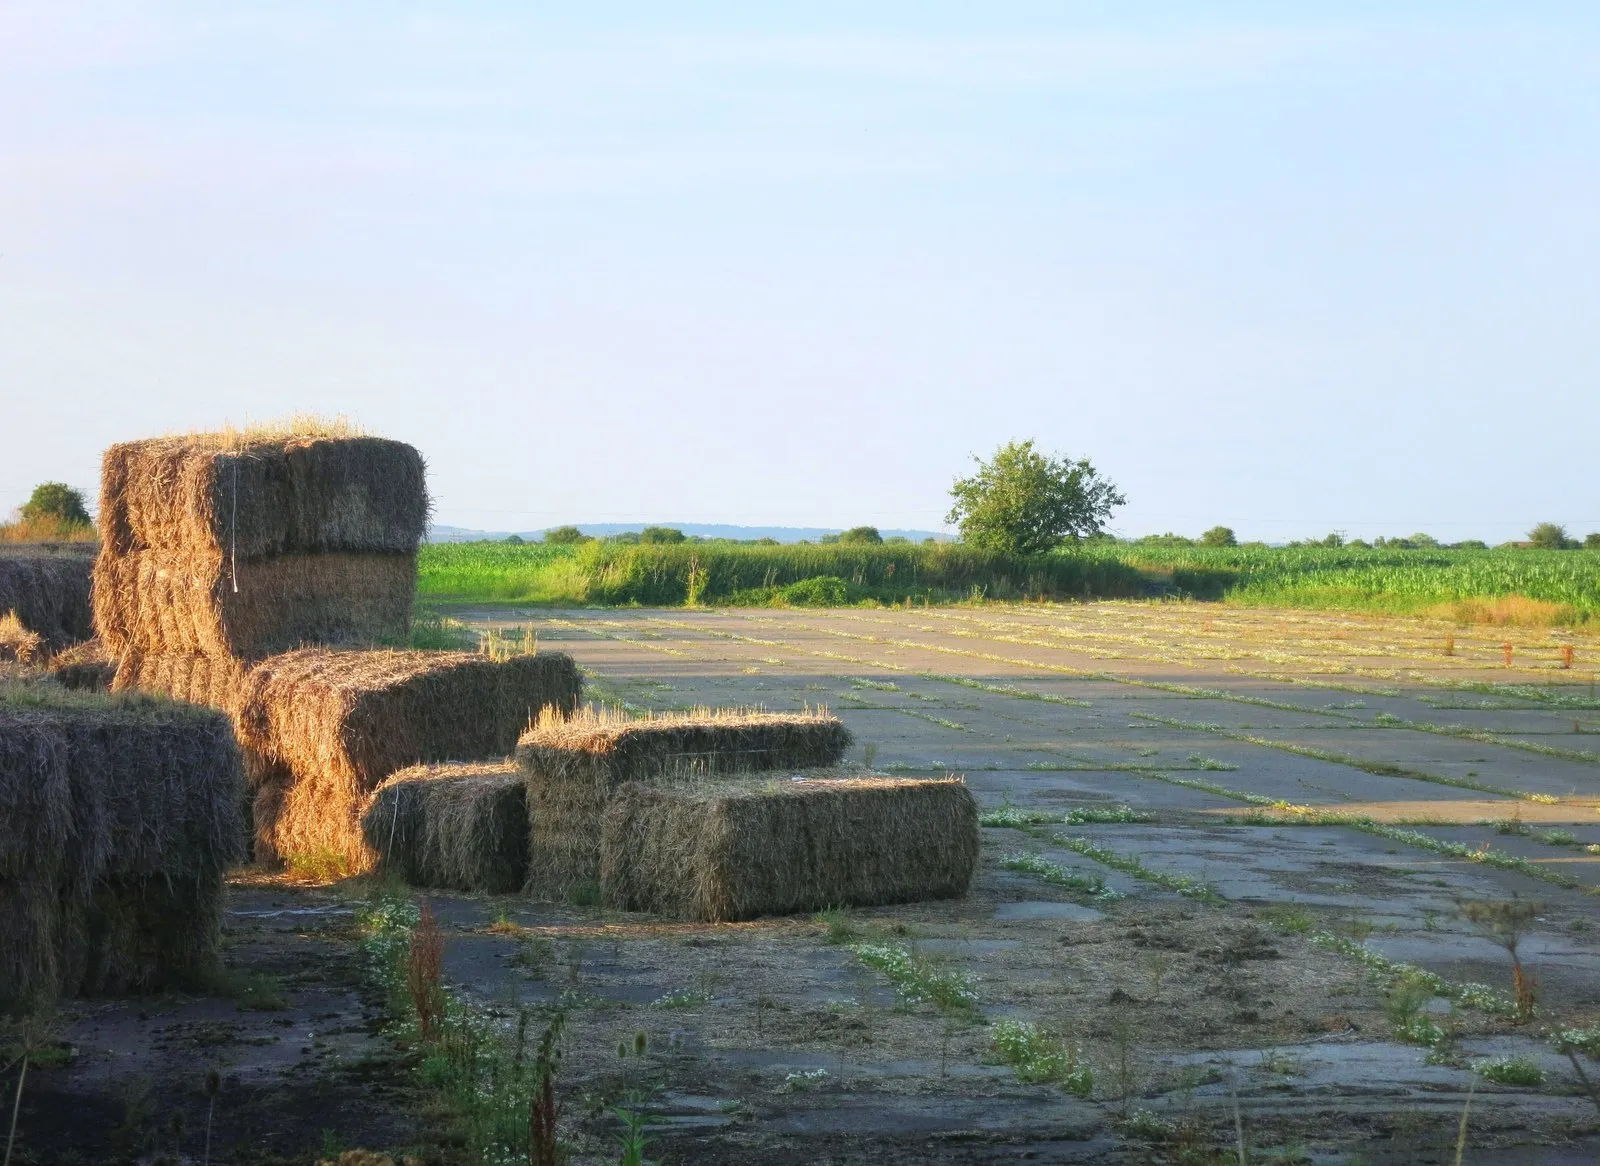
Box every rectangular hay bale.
[361,761,526,893]
[240,648,581,871]
[99,434,428,558]
[599,776,978,922]
[517,706,852,897]
[0,678,245,1008]
[93,548,417,659]
[0,550,94,652]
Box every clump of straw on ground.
[600,774,978,921]
[517,705,852,897]
[362,760,527,892]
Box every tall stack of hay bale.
[92,428,583,872]
[0,675,244,1010]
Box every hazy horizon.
[3,4,1597,545]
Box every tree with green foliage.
[1586,533,1600,550]
[836,526,882,545]
[543,525,590,544]
[1527,522,1572,549]
[946,440,1124,555]
[1200,526,1236,547]
[20,482,91,528]
[639,526,686,544]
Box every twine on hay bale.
[600,774,979,922]
[517,705,852,898]
[361,760,526,893]
[239,648,581,873]
[93,431,428,659]
[0,676,245,1010]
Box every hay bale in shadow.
[0,550,94,652]
[600,775,978,922]
[518,706,851,898]
[0,677,245,1009]
[239,649,580,872]
[93,549,417,659]
[362,760,526,892]
[47,638,116,692]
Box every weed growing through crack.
[781,1068,829,1093]
[850,944,979,1015]
[1473,1056,1545,1087]
[1054,836,1223,904]
[989,1020,1093,1096]
[1460,899,1541,1022]
[1384,973,1447,1046]
[999,852,1122,901]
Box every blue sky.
[2,3,1596,541]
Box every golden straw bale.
[600,775,978,922]
[0,678,245,1008]
[362,761,526,892]
[517,705,851,898]
[99,433,428,559]
[239,648,580,872]
[93,548,417,659]
[112,650,250,717]
[0,550,94,652]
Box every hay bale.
[93,548,418,659]
[111,650,250,717]
[99,433,428,559]
[518,706,852,897]
[361,761,526,892]
[47,638,116,692]
[0,550,94,652]
[600,775,978,922]
[239,649,581,871]
[0,678,245,1009]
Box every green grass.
[849,943,979,1014]
[1054,836,1224,904]
[989,1020,1094,1094]
[416,539,1600,623]
[999,851,1123,901]
[1473,1055,1545,1086]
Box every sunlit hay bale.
[238,648,581,873]
[93,548,420,660]
[111,650,250,716]
[517,705,852,898]
[0,611,45,665]
[92,429,428,658]
[599,775,978,922]
[361,761,527,892]
[0,678,245,1009]
[47,637,117,692]
[98,428,427,560]
[0,551,94,652]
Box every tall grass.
[415,540,1600,623]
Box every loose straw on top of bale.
[98,431,428,559]
[600,775,978,922]
[0,677,245,1008]
[92,546,417,659]
[362,760,526,893]
[240,648,581,874]
[48,638,116,692]
[517,704,852,898]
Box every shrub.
[835,526,883,545]
[639,526,686,544]
[543,525,589,544]
[1586,533,1600,550]
[19,482,91,528]
[946,439,1124,554]
[1199,526,1237,547]
[1528,523,1572,550]
[780,576,852,606]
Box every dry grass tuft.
[0,676,245,1008]
[600,774,978,921]
[362,760,527,892]
[1431,595,1576,628]
[46,638,116,692]
[0,515,97,544]
[0,612,44,665]
[518,705,852,897]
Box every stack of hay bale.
[93,428,582,872]
[0,675,244,1010]
[512,706,978,920]
[0,548,95,659]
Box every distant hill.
[428,523,949,544]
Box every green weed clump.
[1054,837,1222,904]
[1473,1055,1545,1086]
[999,852,1122,901]
[850,943,978,1015]
[989,1020,1093,1095]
